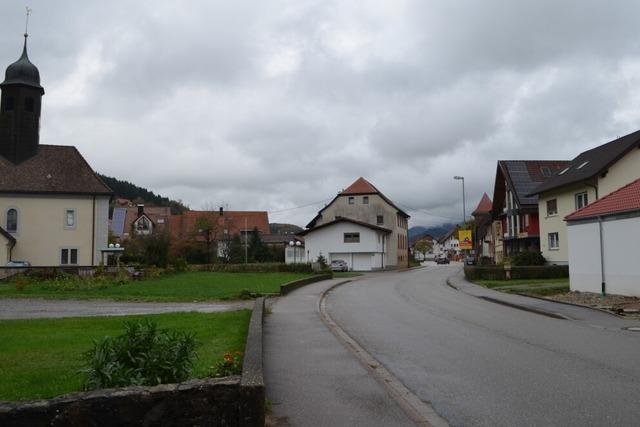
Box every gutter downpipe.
[585,181,599,200]
[598,216,606,297]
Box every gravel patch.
[545,291,640,319]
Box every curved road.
[327,265,640,426]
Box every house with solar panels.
[0,35,111,266]
[490,160,570,263]
[527,130,640,265]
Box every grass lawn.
[0,272,312,302]
[333,272,364,278]
[475,278,569,289]
[0,310,250,401]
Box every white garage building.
[298,218,391,271]
[566,178,640,297]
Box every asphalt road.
[327,266,640,426]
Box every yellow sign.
[458,230,473,250]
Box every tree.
[227,235,245,264]
[193,214,218,263]
[248,227,270,262]
[414,239,433,259]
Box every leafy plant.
[81,319,197,390]
[209,351,243,377]
[512,251,546,266]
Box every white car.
[330,260,349,272]
[6,260,30,267]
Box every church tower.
[0,33,44,164]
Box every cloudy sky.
[2,1,640,228]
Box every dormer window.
[25,97,34,112]
[577,161,589,169]
[558,167,570,175]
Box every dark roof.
[493,160,570,211]
[565,178,640,221]
[306,177,409,228]
[1,37,43,92]
[0,145,112,195]
[298,217,392,236]
[437,226,459,243]
[0,226,16,245]
[529,129,640,196]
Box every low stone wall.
[280,273,333,295]
[0,299,267,427]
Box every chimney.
[137,204,144,216]
[219,206,223,216]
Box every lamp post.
[453,176,466,224]
[288,240,302,263]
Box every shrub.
[203,262,314,274]
[512,251,546,266]
[82,320,197,390]
[210,351,243,378]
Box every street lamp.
[289,240,302,263]
[453,176,466,224]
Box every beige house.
[303,177,410,269]
[529,130,640,264]
[0,35,112,266]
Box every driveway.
[0,298,253,319]
[326,265,640,426]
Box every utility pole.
[454,176,466,224]
[244,217,248,264]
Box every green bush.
[464,265,569,281]
[81,320,197,390]
[512,251,546,266]
[200,262,314,274]
[210,352,243,378]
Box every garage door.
[352,253,372,271]
[330,253,351,269]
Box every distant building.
[0,35,111,266]
[300,177,409,270]
[471,193,493,262]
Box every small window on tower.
[4,97,14,111]
[25,98,34,113]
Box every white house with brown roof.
[0,35,112,266]
[566,178,640,297]
[300,177,409,270]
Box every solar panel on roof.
[111,208,127,236]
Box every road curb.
[318,280,449,427]
[512,292,629,319]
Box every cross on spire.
[24,6,32,38]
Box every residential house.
[0,35,112,266]
[490,160,570,262]
[528,130,640,265]
[169,208,270,259]
[471,193,493,262]
[300,177,409,270]
[437,227,460,260]
[565,178,640,297]
[111,204,172,239]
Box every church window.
[6,208,17,233]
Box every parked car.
[435,257,450,265]
[465,256,475,266]
[330,259,349,272]
[6,260,30,267]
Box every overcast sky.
[2,1,640,228]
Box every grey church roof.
[1,37,43,91]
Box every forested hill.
[98,174,188,214]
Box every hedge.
[188,262,316,274]
[464,265,569,281]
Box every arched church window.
[6,208,17,233]
[25,97,34,112]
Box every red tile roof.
[122,206,172,236]
[472,193,492,215]
[565,178,640,221]
[341,177,380,194]
[169,210,270,241]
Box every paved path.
[264,278,414,426]
[327,266,640,426]
[0,298,253,319]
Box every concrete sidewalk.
[449,273,640,329]
[264,278,413,426]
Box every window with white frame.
[546,199,558,216]
[61,248,78,265]
[6,208,17,233]
[64,209,76,229]
[575,192,588,210]
[548,232,559,250]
